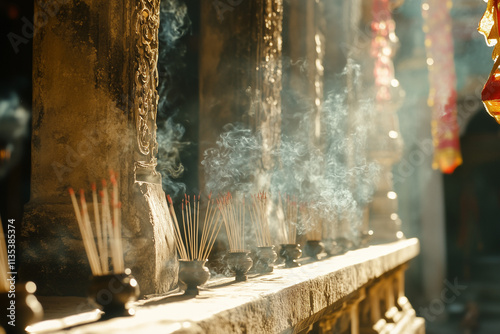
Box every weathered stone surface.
[29,239,420,333]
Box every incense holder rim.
[280,243,302,247]
[228,250,251,254]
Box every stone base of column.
[20,183,177,296]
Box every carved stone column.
[20,1,177,295]
[366,0,405,244]
[199,0,283,190]
[283,0,325,146]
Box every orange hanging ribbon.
[479,0,500,123]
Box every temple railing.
[29,239,424,334]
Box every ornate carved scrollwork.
[256,0,283,170]
[135,0,160,170]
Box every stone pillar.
[21,0,177,295]
[366,0,405,244]
[199,0,283,189]
[283,0,325,146]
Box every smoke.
[202,124,263,196]
[319,65,380,241]
[201,61,380,245]
[0,91,30,179]
[156,0,191,199]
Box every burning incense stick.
[249,192,272,247]
[167,194,222,261]
[277,194,298,244]
[300,203,323,241]
[218,193,246,252]
[110,171,124,273]
[68,171,125,275]
[91,183,106,272]
[0,216,9,292]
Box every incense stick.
[68,171,125,275]
[218,193,246,252]
[277,194,298,244]
[249,192,272,247]
[167,194,222,261]
[92,183,106,273]
[300,203,323,241]
[110,171,124,273]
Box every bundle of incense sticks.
[277,194,298,244]
[167,194,222,261]
[249,192,272,247]
[218,193,246,252]
[300,203,323,241]
[68,171,124,275]
[0,216,9,292]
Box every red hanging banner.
[422,0,462,174]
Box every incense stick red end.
[68,188,74,195]
[91,183,96,191]
[167,194,173,204]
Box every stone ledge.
[28,238,420,334]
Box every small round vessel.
[178,260,210,295]
[304,240,325,260]
[227,251,253,281]
[279,244,302,268]
[255,246,278,273]
[88,269,139,318]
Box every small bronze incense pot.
[279,244,302,268]
[322,238,342,256]
[255,246,278,273]
[178,260,210,295]
[88,269,139,318]
[304,240,325,260]
[227,251,253,281]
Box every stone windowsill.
[28,238,420,334]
